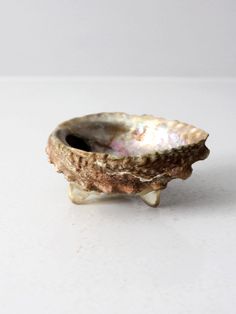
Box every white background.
[0,77,235,314]
[0,0,235,76]
[0,0,236,313]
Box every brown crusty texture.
[46,113,210,194]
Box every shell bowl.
[46,112,210,207]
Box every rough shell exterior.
[46,113,210,196]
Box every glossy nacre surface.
[47,112,210,207]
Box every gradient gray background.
[0,1,236,312]
[0,0,235,76]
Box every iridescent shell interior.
[58,113,208,157]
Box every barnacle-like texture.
[46,112,210,206]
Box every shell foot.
[139,189,160,207]
[68,183,90,204]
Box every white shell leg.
[139,189,160,207]
[68,183,90,204]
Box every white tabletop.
[0,77,235,314]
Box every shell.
[46,112,210,207]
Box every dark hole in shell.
[65,134,91,152]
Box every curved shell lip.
[51,112,209,161]
[47,112,210,198]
